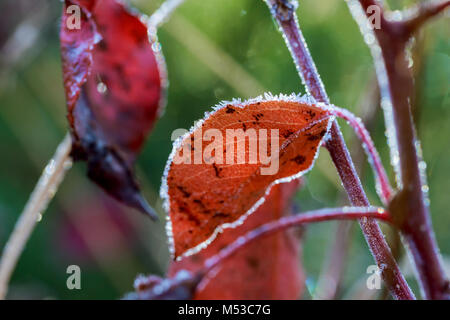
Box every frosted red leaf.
[162,94,334,258]
[60,0,166,217]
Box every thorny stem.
[264,0,414,300]
[0,134,72,300]
[353,0,449,300]
[203,207,390,279]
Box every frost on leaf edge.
[160,92,334,260]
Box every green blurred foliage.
[0,0,448,299]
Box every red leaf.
[60,0,165,217]
[169,180,304,299]
[162,94,333,258]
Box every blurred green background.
[0,0,448,299]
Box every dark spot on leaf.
[307,134,320,141]
[225,106,235,113]
[212,163,222,178]
[252,113,264,122]
[291,155,306,165]
[190,136,195,151]
[213,212,228,218]
[307,130,327,141]
[98,40,108,51]
[246,256,260,269]
[177,185,191,198]
[282,129,294,138]
[114,63,124,76]
[305,109,316,119]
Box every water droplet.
[364,33,375,45]
[45,160,56,175]
[418,161,427,171]
[152,42,162,52]
[97,82,107,94]
[48,186,57,198]
[63,159,73,170]
[391,154,399,166]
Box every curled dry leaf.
[60,0,166,218]
[169,180,304,299]
[161,94,334,258]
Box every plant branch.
[350,0,449,299]
[203,207,390,278]
[0,134,72,300]
[329,105,393,204]
[264,0,414,300]
[147,0,186,32]
[315,78,380,300]
[402,0,450,37]
[325,126,416,300]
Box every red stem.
[264,0,414,300]
[329,105,393,204]
[403,1,450,36]
[355,0,449,299]
[204,207,390,275]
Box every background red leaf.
[169,180,305,300]
[162,95,333,258]
[60,0,165,217]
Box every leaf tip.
[132,193,159,221]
